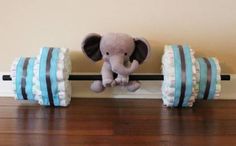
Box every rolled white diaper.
[33,47,71,107]
[11,57,36,101]
[161,45,197,107]
[195,57,221,100]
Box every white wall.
[0,0,236,74]
[0,0,235,99]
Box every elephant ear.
[81,33,102,62]
[130,38,150,64]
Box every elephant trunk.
[110,55,139,75]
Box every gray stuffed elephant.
[81,33,150,92]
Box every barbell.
[1,46,231,107]
[3,74,230,81]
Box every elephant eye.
[124,53,127,56]
[106,52,109,55]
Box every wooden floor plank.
[0,97,236,145]
[0,135,236,146]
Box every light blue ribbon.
[197,58,207,99]
[208,58,217,99]
[50,48,60,106]
[16,58,24,100]
[182,45,193,107]
[39,48,49,105]
[26,58,35,101]
[173,45,181,107]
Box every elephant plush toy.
[81,33,150,92]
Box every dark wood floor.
[0,97,236,146]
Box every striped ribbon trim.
[46,48,55,106]
[21,58,30,100]
[203,58,212,100]
[178,45,187,107]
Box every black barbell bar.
[2,74,231,81]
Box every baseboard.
[0,72,235,99]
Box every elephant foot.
[110,80,117,87]
[91,81,105,92]
[115,77,122,85]
[115,76,129,86]
[102,78,114,87]
[127,81,141,92]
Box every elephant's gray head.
[81,33,150,75]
